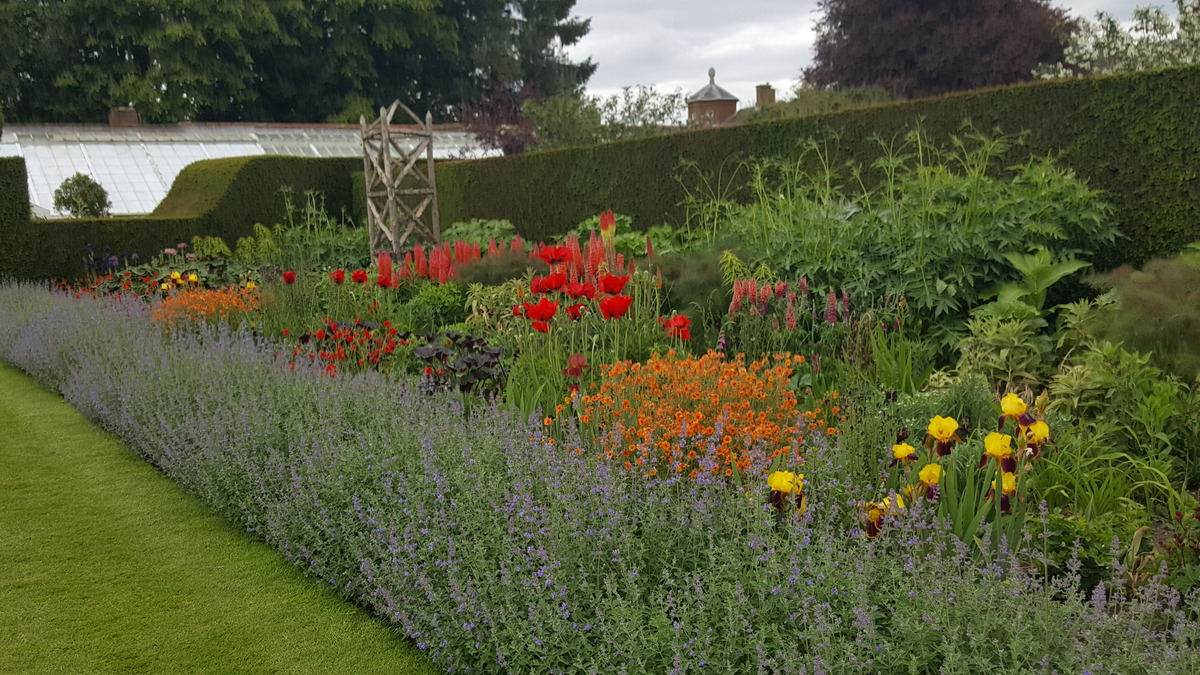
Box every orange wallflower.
[559,350,834,481]
[150,285,259,328]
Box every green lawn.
[0,364,437,674]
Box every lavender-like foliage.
[1,282,1198,673]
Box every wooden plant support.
[360,101,441,255]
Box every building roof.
[0,122,489,217]
[686,68,739,104]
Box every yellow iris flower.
[768,470,803,495]
[984,432,1013,459]
[927,415,959,442]
[1000,393,1027,418]
[918,463,942,486]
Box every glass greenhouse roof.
[0,124,489,217]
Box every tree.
[0,0,595,123]
[520,85,685,151]
[1034,1,1200,78]
[805,0,1076,99]
[459,82,540,156]
[54,173,111,218]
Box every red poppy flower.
[540,273,567,292]
[598,273,630,295]
[282,270,296,284]
[661,314,692,340]
[565,303,586,321]
[599,294,632,319]
[512,304,525,317]
[330,269,345,284]
[537,245,570,265]
[351,269,368,284]
[531,320,550,333]
[566,281,596,299]
[523,297,559,321]
[530,276,544,293]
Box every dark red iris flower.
[563,353,588,378]
[599,294,632,319]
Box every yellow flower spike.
[918,463,942,486]
[1000,393,1027,418]
[984,432,1014,460]
[927,415,959,442]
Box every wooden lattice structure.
[360,101,441,254]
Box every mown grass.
[0,363,437,674]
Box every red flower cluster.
[289,318,409,375]
[515,270,634,330]
[660,314,692,340]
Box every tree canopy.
[0,0,595,123]
[804,0,1076,99]
[1035,0,1200,78]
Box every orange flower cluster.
[563,350,825,479]
[150,285,259,328]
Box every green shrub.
[53,173,111,218]
[455,248,533,287]
[1089,244,1200,382]
[405,282,467,333]
[442,219,518,246]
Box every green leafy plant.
[956,316,1048,393]
[708,126,1117,358]
[53,173,111,217]
[442,219,519,246]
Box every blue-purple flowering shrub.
[1,283,1198,673]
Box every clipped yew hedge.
[0,156,361,280]
[437,66,1200,268]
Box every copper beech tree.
[804,0,1078,99]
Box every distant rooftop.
[686,68,739,104]
[0,122,490,217]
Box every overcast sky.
[565,1,1166,108]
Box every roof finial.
[708,67,716,84]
